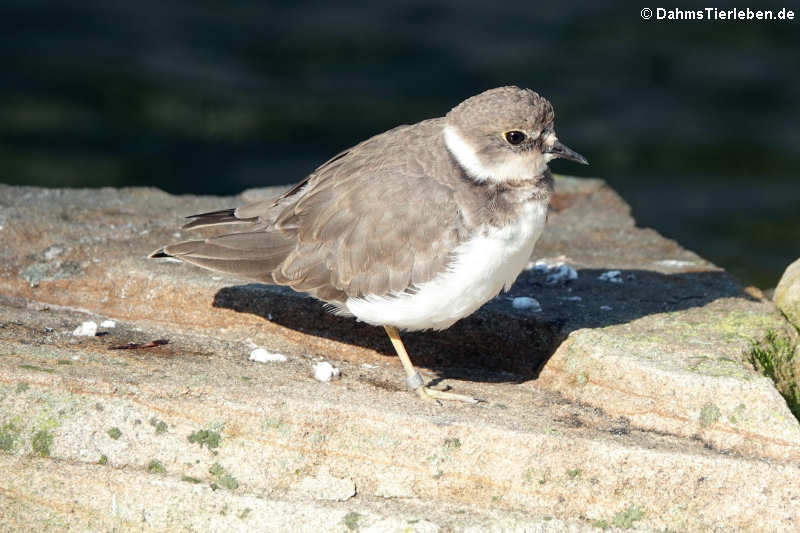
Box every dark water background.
[1,0,798,288]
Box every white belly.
[345,200,548,331]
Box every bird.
[150,86,588,403]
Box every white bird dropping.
[72,321,98,337]
[312,361,341,382]
[249,348,288,363]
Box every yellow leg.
[383,325,479,404]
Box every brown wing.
[151,119,467,303]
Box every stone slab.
[1,180,799,531]
[1,298,799,532]
[0,181,797,459]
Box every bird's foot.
[415,385,481,404]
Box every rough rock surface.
[775,258,800,331]
[0,179,798,532]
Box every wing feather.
[152,118,467,303]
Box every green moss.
[712,311,783,339]
[263,417,285,431]
[146,460,167,474]
[31,429,53,457]
[188,429,221,449]
[107,427,122,440]
[15,383,30,393]
[748,330,799,421]
[613,506,644,529]
[237,507,251,520]
[37,416,59,434]
[56,359,72,365]
[728,403,747,424]
[308,432,326,444]
[98,454,108,465]
[18,364,55,374]
[591,519,610,530]
[263,417,292,438]
[216,474,239,490]
[343,511,362,531]
[208,462,225,477]
[0,422,21,452]
[443,437,461,449]
[181,475,202,484]
[208,462,238,490]
[150,418,168,434]
[699,403,721,427]
[566,468,581,479]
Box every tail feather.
[182,208,257,230]
[163,253,280,281]
[149,247,170,258]
[149,231,295,282]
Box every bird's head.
[444,86,588,184]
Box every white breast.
[344,200,548,331]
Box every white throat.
[443,125,547,183]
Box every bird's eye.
[504,130,526,145]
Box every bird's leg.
[382,325,479,404]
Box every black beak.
[546,140,589,165]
